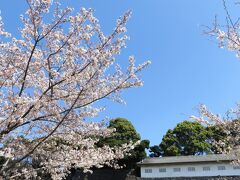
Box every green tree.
[99,118,141,146]
[118,139,150,169]
[206,124,227,154]
[149,145,161,157]
[98,118,149,168]
[0,156,5,169]
[207,119,239,154]
[150,121,212,157]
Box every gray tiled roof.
[138,154,237,166]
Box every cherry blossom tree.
[191,0,240,164]
[0,0,150,179]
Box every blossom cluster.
[191,104,240,164]
[0,0,150,179]
[191,1,240,164]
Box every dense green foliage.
[98,118,149,168]
[149,120,225,157]
[99,118,141,147]
[118,139,150,169]
[149,145,161,157]
[0,156,5,168]
[206,124,227,154]
[208,119,240,153]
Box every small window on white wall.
[145,169,152,173]
[218,166,226,170]
[203,166,210,171]
[233,166,240,170]
[173,167,181,172]
[159,168,166,173]
[188,167,195,172]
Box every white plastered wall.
[141,162,240,178]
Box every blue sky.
[1,1,240,146]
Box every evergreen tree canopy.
[98,118,149,168]
[150,121,221,157]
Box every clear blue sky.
[1,1,240,146]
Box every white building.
[138,154,240,178]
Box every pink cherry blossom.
[0,0,150,179]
